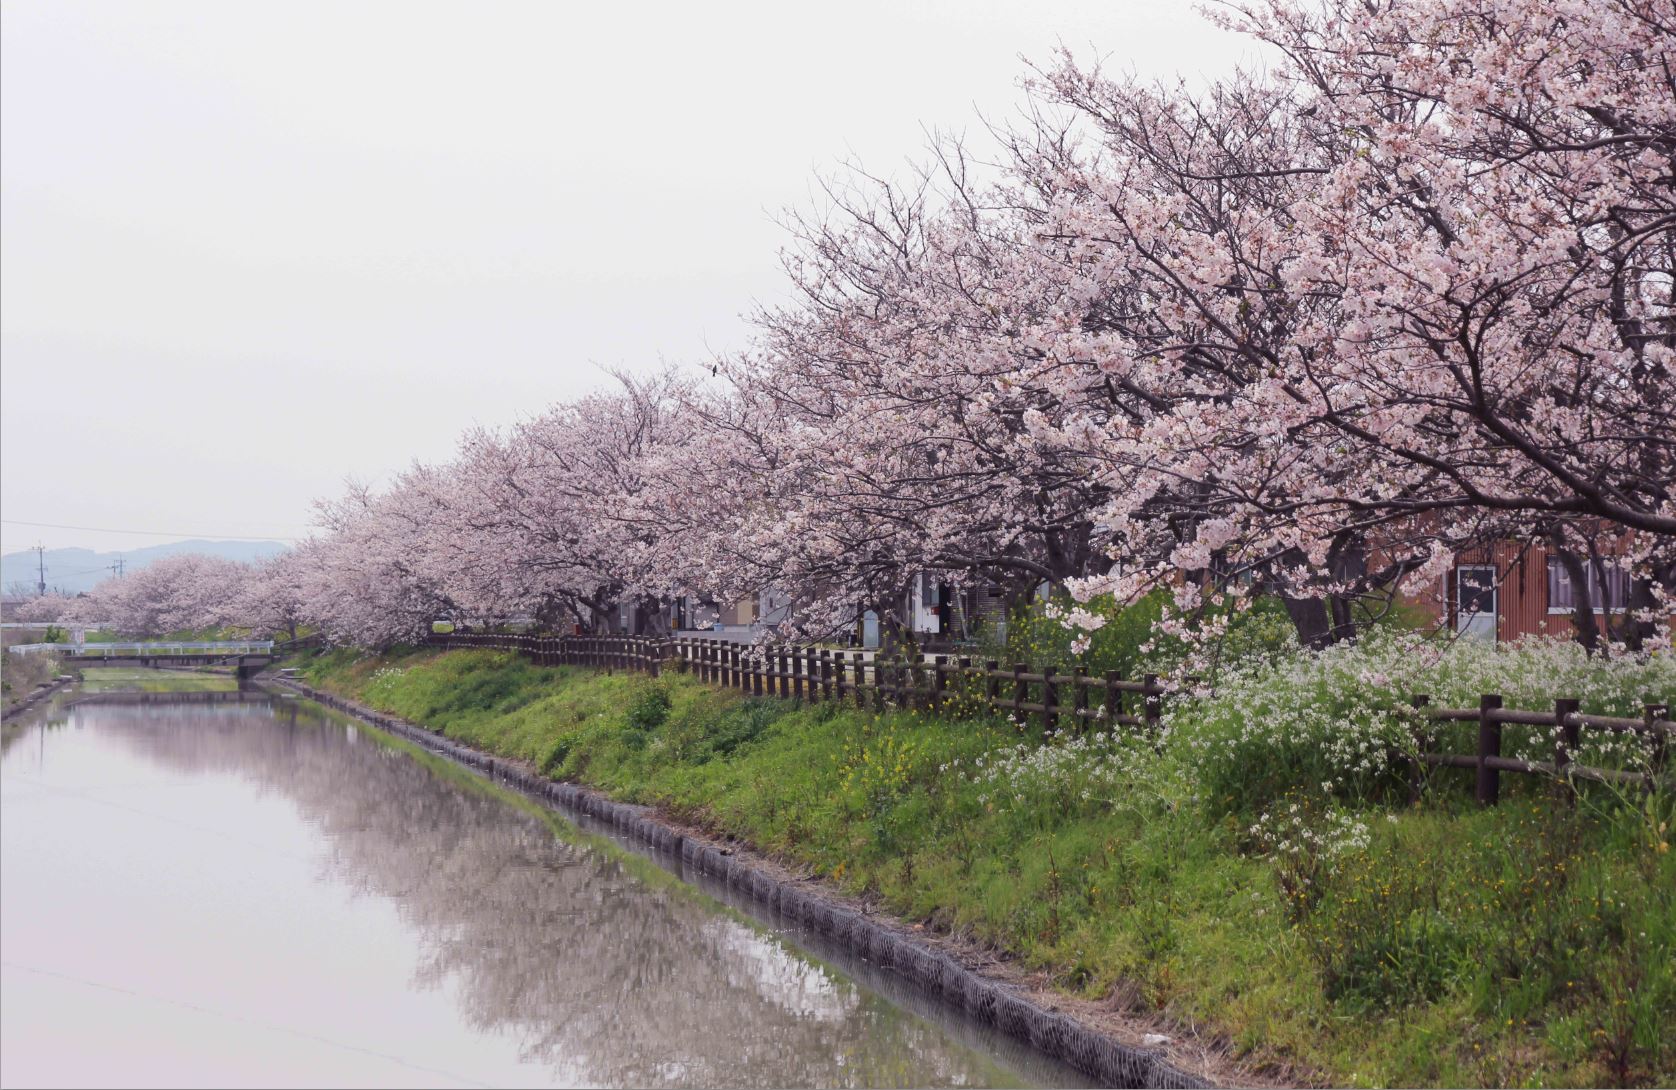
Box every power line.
[2,519,305,542]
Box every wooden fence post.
[1012,663,1028,724]
[932,655,947,708]
[1408,694,1431,804]
[1648,702,1669,789]
[1042,666,1058,734]
[1552,697,1580,801]
[1104,670,1122,729]
[985,661,1000,710]
[819,649,833,701]
[1143,674,1161,734]
[1071,666,1088,732]
[1477,694,1503,806]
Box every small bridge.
[8,641,277,680]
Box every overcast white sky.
[1,0,1252,556]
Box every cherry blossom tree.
[236,552,309,641]
[57,0,1673,656]
[1027,0,1675,650]
[7,594,80,624]
[82,554,250,637]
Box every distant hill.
[1,539,289,596]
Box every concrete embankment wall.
[1,676,74,721]
[272,677,1211,1090]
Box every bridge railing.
[6,641,275,657]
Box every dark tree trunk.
[1326,535,1368,644]
[1281,595,1334,650]
[1621,560,1675,653]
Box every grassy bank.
[78,666,241,692]
[1,648,61,714]
[298,642,1673,1087]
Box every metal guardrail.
[6,641,274,657]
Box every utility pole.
[33,543,46,597]
[108,557,125,579]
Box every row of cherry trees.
[10,553,295,638]
[19,0,1675,651]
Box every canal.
[1,678,1089,1088]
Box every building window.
[1454,565,1498,641]
[1546,558,1631,613]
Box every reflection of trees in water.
[76,701,1019,1089]
[2,696,74,758]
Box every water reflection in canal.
[1,687,1087,1088]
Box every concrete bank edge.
[1,676,75,722]
[272,677,1213,1090]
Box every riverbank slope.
[297,645,1674,1088]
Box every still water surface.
[1,683,1086,1089]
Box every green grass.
[299,645,1675,1087]
[77,667,241,692]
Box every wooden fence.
[1407,694,1670,803]
[426,632,1165,729]
[419,632,1671,804]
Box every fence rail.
[425,632,1166,727]
[422,633,1671,805]
[1407,693,1670,803]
